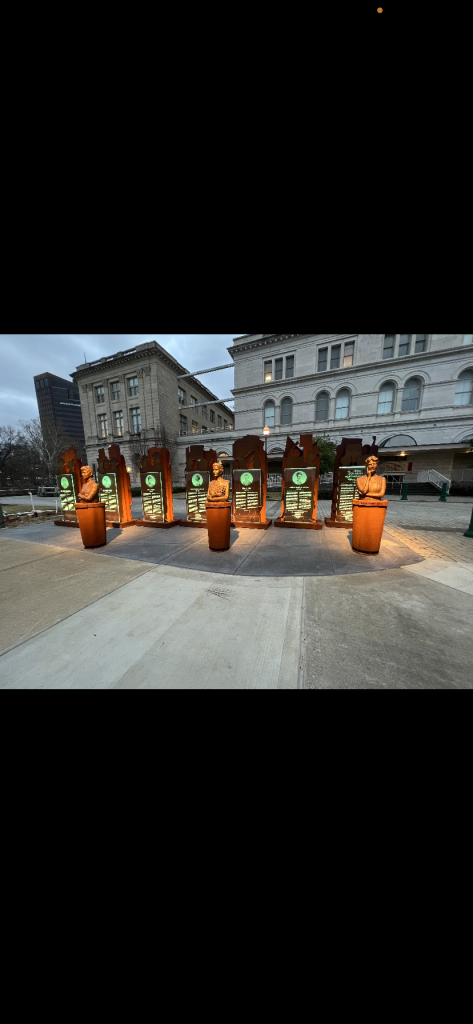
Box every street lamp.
[263,426,270,454]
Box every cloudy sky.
[0,334,243,429]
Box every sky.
[0,334,243,429]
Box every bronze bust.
[356,456,387,500]
[207,462,230,502]
[77,466,99,503]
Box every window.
[402,378,421,413]
[318,348,328,372]
[281,397,293,425]
[275,358,283,381]
[218,415,222,428]
[35,380,40,389]
[264,361,272,383]
[130,407,141,432]
[383,335,395,359]
[178,387,186,405]
[316,392,329,421]
[454,369,473,407]
[180,415,188,435]
[96,386,105,404]
[111,382,120,401]
[331,345,341,370]
[344,342,355,368]
[192,421,199,434]
[378,383,395,415]
[114,411,124,436]
[335,389,350,419]
[415,334,427,354]
[202,425,207,433]
[98,413,108,437]
[39,379,44,387]
[286,355,295,379]
[191,396,197,407]
[264,401,275,427]
[399,334,412,357]
[210,409,215,423]
[202,405,207,418]
[128,377,138,396]
[379,434,417,449]
[463,334,473,345]
[224,419,228,430]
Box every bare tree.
[128,424,170,475]
[19,417,75,484]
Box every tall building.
[72,341,234,483]
[34,372,85,451]
[175,333,473,488]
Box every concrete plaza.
[0,498,472,689]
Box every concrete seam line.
[0,564,158,662]
[298,578,306,691]
[228,530,268,576]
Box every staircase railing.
[417,470,451,494]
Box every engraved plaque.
[99,472,120,522]
[283,468,317,523]
[141,471,165,523]
[233,470,262,522]
[57,474,78,523]
[186,471,210,522]
[336,466,364,522]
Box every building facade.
[34,372,85,451]
[175,334,473,488]
[72,341,234,484]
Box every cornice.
[229,333,355,356]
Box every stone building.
[72,341,234,484]
[176,333,473,490]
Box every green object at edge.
[439,483,448,502]
[401,483,409,501]
[0,503,5,529]
[464,507,473,538]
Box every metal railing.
[417,469,451,494]
[451,469,473,482]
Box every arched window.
[316,392,330,421]
[379,435,417,448]
[378,382,395,415]
[402,377,422,413]
[264,400,275,427]
[455,369,473,406]
[281,397,293,426]
[335,389,350,420]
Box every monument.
[325,437,379,528]
[74,465,107,548]
[206,461,231,550]
[98,444,134,528]
[180,444,218,528]
[54,446,83,528]
[275,435,322,529]
[134,446,178,528]
[232,435,271,530]
[352,456,389,554]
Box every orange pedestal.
[206,501,231,551]
[352,499,388,554]
[75,502,107,548]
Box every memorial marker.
[134,446,178,528]
[232,436,271,529]
[54,446,83,528]
[180,445,217,527]
[325,437,379,528]
[98,444,134,527]
[275,435,322,529]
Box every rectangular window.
[202,405,207,418]
[383,335,395,359]
[224,419,228,430]
[331,345,341,370]
[318,348,328,372]
[98,413,108,437]
[202,425,207,433]
[114,411,124,436]
[96,386,105,404]
[180,415,188,435]
[275,358,283,381]
[286,355,295,378]
[377,388,394,415]
[210,409,215,423]
[415,334,427,353]
[218,415,222,428]
[192,421,199,434]
[264,361,272,383]
[111,382,120,401]
[130,408,141,433]
[191,396,197,407]
[399,334,411,357]
[128,377,139,396]
[344,342,355,368]
[178,387,186,405]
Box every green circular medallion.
[192,473,204,488]
[102,475,112,489]
[146,474,156,488]
[61,477,69,489]
[293,471,308,486]
[241,472,254,487]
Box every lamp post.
[263,426,270,454]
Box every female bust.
[77,466,99,503]
[356,456,387,500]
[207,462,230,502]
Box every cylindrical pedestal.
[352,499,389,554]
[74,502,107,548]
[206,501,231,551]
